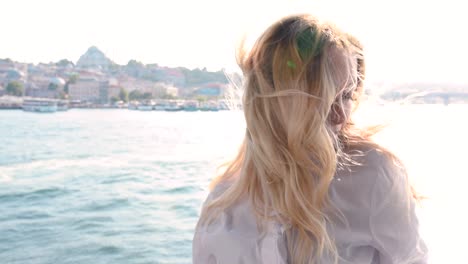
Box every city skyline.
[1,0,467,84]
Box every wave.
[0,155,136,173]
[79,198,131,212]
[0,171,12,183]
[0,153,226,176]
[0,187,70,203]
[163,185,199,194]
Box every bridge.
[404,91,468,104]
[381,89,468,104]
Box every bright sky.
[1,0,467,83]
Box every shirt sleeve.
[192,181,289,264]
[369,157,428,264]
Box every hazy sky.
[1,0,467,83]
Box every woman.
[193,14,427,264]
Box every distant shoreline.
[2,102,467,112]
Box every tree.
[58,91,68,100]
[161,93,176,100]
[68,74,79,84]
[181,67,229,87]
[110,96,119,104]
[64,73,79,94]
[142,92,153,100]
[6,81,24,96]
[48,83,58,91]
[119,88,129,102]
[56,59,74,67]
[196,95,207,103]
[129,90,143,101]
[127,59,144,68]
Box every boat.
[128,101,139,110]
[22,98,58,113]
[199,101,219,111]
[57,101,69,111]
[154,104,166,111]
[112,100,127,109]
[183,100,199,111]
[137,101,154,111]
[164,101,183,111]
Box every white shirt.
[193,148,428,263]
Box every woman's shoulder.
[340,143,409,202]
[205,179,234,202]
[346,143,405,174]
[353,143,412,204]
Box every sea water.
[0,105,466,263]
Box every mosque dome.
[50,77,66,86]
[76,46,114,69]
[6,69,25,79]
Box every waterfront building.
[160,68,186,87]
[192,82,226,98]
[119,77,165,98]
[69,77,108,103]
[25,76,66,99]
[106,78,122,101]
[26,86,56,98]
[165,85,179,97]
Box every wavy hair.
[198,14,397,263]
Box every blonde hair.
[198,14,403,263]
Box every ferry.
[199,101,219,111]
[164,101,183,111]
[22,99,58,113]
[183,100,199,111]
[137,103,154,111]
[128,101,139,110]
[154,104,166,111]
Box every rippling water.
[0,105,466,263]
[0,110,245,264]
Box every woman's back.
[193,147,428,264]
[193,14,427,263]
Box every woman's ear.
[329,103,346,126]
